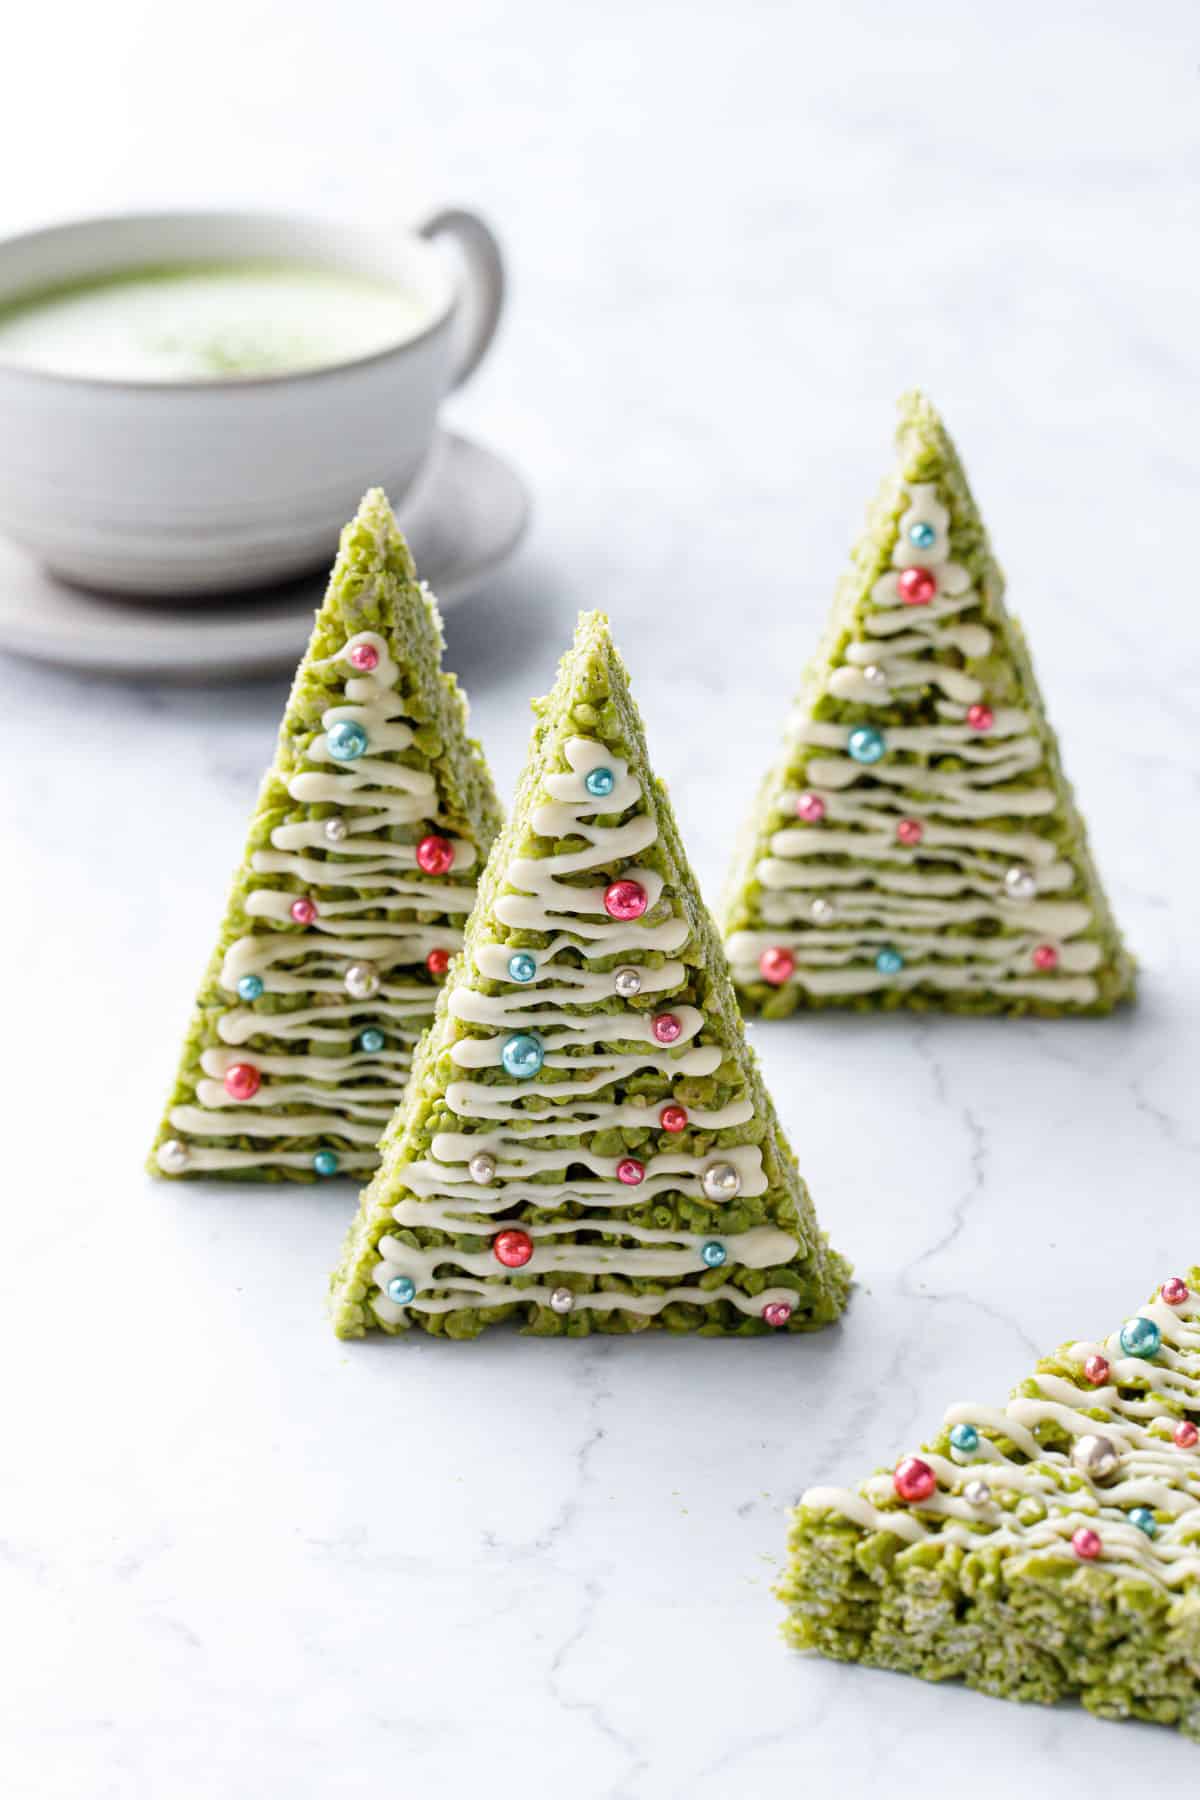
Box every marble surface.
[3,2,1199,1794]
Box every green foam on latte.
[0,260,433,381]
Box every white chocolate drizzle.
[372,735,801,1324]
[802,1289,1200,1592]
[726,484,1101,1003]
[161,630,481,1175]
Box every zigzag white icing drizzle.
[161,630,477,1174]
[373,735,801,1323]
[726,483,1100,1003]
[802,1287,1200,1591]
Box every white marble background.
[4,2,1199,1794]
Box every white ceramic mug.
[0,207,505,595]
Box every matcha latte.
[0,261,432,381]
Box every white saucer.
[0,430,530,680]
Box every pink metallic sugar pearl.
[1083,1353,1110,1386]
[897,566,937,606]
[650,1013,682,1044]
[1072,1527,1102,1560]
[348,641,380,671]
[616,1157,645,1186]
[896,818,924,847]
[796,792,826,823]
[604,879,648,920]
[416,834,455,875]
[1161,1277,1190,1306]
[493,1229,533,1268]
[966,703,994,731]
[893,1457,936,1503]
[223,1062,261,1102]
[758,946,795,986]
[1032,944,1059,972]
[762,1302,793,1330]
[290,896,318,924]
[1175,1420,1199,1449]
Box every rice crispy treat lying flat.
[781,1270,1200,1738]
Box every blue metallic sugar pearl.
[237,974,264,1002]
[1128,1507,1158,1538]
[701,1240,727,1268]
[584,766,616,798]
[875,946,905,975]
[327,719,369,762]
[908,521,937,550]
[508,952,537,983]
[357,1028,385,1054]
[1120,1316,1163,1359]
[847,725,886,765]
[501,1032,545,1080]
[312,1150,339,1177]
[949,1423,980,1456]
[386,1275,416,1305]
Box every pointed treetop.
[331,609,849,1337]
[842,391,999,620]
[896,388,962,471]
[282,486,441,740]
[297,488,416,679]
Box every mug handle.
[416,207,505,390]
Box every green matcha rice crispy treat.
[780,1270,1200,1738]
[723,392,1134,1016]
[150,488,502,1183]
[330,611,850,1339]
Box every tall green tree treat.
[151,489,502,1182]
[330,612,850,1338]
[781,1271,1200,1736]
[723,392,1134,1016]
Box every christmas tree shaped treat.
[330,611,850,1339]
[781,1270,1200,1736]
[150,489,502,1182]
[723,392,1134,1016]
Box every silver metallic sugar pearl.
[549,1287,575,1315]
[158,1138,190,1174]
[962,1479,992,1507]
[1072,1433,1121,1482]
[344,960,381,1000]
[810,898,836,926]
[324,816,349,844]
[1004,864,1037,901]
[701,1161,741,1202]
[468,1152,497,1185]
[613,966,643,998]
